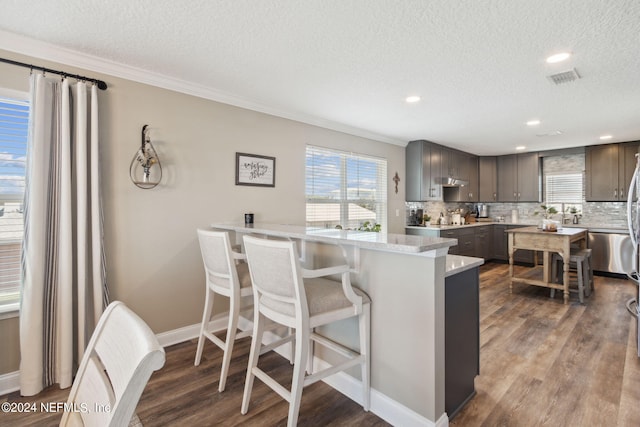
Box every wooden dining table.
[506,226,588,304]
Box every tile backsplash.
[406,200,628,229]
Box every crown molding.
[0,30,406,147]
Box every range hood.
[437,176,468,187]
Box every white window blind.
[545,172,583,213]
[0,93,28,313]
[306,145,387,230]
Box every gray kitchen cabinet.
[440,228,460,255]
[453,153,479,202]
[445,266,479,419]
[586,142,639,201]
[492,224,508,261]
[474,225,492,259]
[406,140,442,201]
[441,227,475,257]
[479,156,498,202]
[466,155,479,202]
[442,152,479,202]
[492,224,534,264]
[497,153,540,202]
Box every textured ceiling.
[0,0,639,155]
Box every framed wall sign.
[235,152,276,187]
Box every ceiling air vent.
[547,68,581,85]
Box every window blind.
[0,95,28,312]
[545,173,583,203]
[306,145,387,230]
[545,172,583,214]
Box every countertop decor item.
[235,152,276,187]
[130,124,162,189]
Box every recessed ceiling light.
[600,135,613,140]
[526,120,541,126]
[516,146,526,150]
[546,52,571,64]
[405,95,421,103]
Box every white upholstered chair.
[241,235,371,427]
[194,229,254,392]
[60,301,165,427]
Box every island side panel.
[308,243,447,423]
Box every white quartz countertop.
[406,222,496,231]
[211,222,456,254]
[445,255,485,277]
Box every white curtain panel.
[20,74,107,396]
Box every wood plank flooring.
[2,262,640,426]
[451,262,640,427]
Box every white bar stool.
[194,229,254,392]
[241,235,371,427]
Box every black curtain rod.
[0,57,108,90]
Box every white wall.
[0,49,406,374]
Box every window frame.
[305,145,388,231]
[543,171,584,215]
[0,87,29,317]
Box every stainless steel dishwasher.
[588,230,634,274]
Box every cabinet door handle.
[620,187,624,197]
[518,192,521,200]
[614,189,618,198]
[493,192,497,201]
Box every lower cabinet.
[492,224,535,264]
[474,226,493,259]
[445,266,480,419]
[407,224,534,263]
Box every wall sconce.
[130,124,162,189]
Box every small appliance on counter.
[407,208,424,226]
[476,203,489,218]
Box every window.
[544,172,583,214]
[0,90,28,315]
[305,145,387,230]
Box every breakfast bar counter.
[210,222,478,426]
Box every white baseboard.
[156,316,235,347]
[0,371,20,396]
[3,318,450,427]
[257,326,448,427]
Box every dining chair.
[194,228,254,392]
[241,235,370,427]
[60,301,165,427]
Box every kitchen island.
[210,222,482,426]
[507,226,588,304]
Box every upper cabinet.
[497,153,540,202]
[443,152,479,202]
[406,140,442,201]
[478,156,498,202]
[585,142,639,201]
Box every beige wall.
[0,49,406,375]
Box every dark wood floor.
[2,262,640,426]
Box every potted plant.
[534,205,560,230]
[423,214,431,226]
[358,221,381,232]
